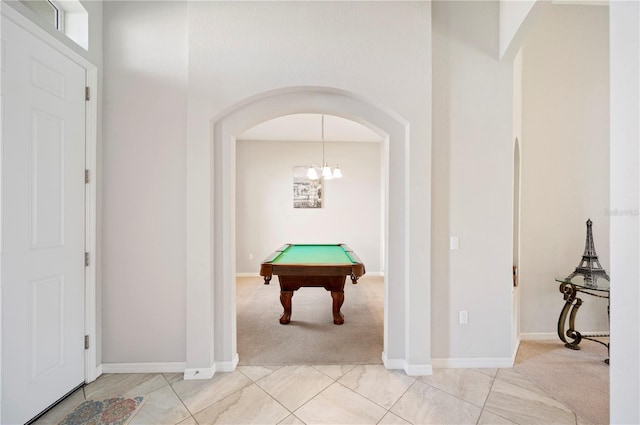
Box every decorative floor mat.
[58,396,144,425]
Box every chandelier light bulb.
[307,166,319,180]
[322,163,333,180]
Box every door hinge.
[85,252,90,267]
[85,169,90,184]
[85,86,90,101]
[84,335,90,350]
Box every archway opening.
[183,86,424,377]
[234,113,385,365]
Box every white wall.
[609,1,640,422]
[520,5,610,335]
[499,0,550,61]
[186,1,432,372]
[432,1,514,362]
[102,1,188,363]
[236,140,382,274]
[102,1,432,368]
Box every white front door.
[1,15,86,424]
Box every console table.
[556,278,610,364]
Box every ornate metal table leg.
[558,281,583,350]
[279,291,293,324]
[606,303,610,364]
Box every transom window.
[21,0,63,31]
[20,0,88,50]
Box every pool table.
[260,244,366,325]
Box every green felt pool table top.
[268,244,359,265]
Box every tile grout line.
[476,371,499,425]
[310,364,357,380]
[160,373,200,425]
[417,370,491,411]
[256,365,345,423]
[237,366,299,422]
[484,369,579,424]
[254,383,300,424]
[279,371,344,421]
[327,380,398,422]
[256,369,336,415]
[383,379,420,425]
[166,373,227,423]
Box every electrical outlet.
[450,236,459,250]
[459,310,469,325]
[249,253,253,260]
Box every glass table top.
[555,278,610,292]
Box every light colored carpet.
[236,275,384,365]
[515,339,609,425]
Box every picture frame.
[293,166,322,208]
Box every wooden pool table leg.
[279,291,293,324]
[331,291,345,325]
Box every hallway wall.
[102,1,188,363]
[520,5,610,335]
[431,1,514,361]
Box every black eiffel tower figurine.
[565,219,610,288]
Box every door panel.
[31,108,65,248]
[31,275,65,379]
[1,16,86,424]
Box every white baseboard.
[520,332,557,341]
[101,362,186,374]
[382,353,433,376]
[100,356,240,379]
[512,337,521,364]
[215,353,239,372]
[88,364,103,383]
[382,354,404,370]
[431,357,515,369]
[429,339,522,369]
[405,364,434,376]
[521,332,608,342]
[184,367,216,380]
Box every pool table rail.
[259,243,365,281]
[258,243,366,325]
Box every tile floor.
[33,364,587,425]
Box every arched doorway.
[185,87,432,378]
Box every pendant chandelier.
[307,115,342,180]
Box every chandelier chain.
[322,114,325,165]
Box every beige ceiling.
[237,113,384,143]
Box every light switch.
[450,236,459,250]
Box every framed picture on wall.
[293,166,322,208]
